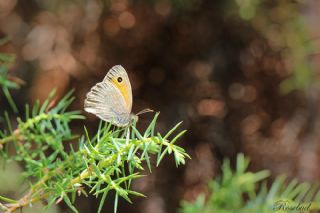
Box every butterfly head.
[129,113,139,125]
[128,109,153,126]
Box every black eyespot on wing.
[117,77,123,83]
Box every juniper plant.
[0,53,190,213]
[0,52,20,113]
[180,154,320,213]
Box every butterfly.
[84,65,152,127]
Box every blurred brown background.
[1,0,320,212]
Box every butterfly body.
[84,65,136,127]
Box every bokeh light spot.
[197,99,225,117]
[229,83,245,100]
[0,0,17,18]
[154,0,172,16]
[241,114,262,136]
[111,0,128,12]
[103,18,120,36]
[118,11,136,29]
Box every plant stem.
[0,130,20,147]
[0,113,70,147]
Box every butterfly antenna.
[136,108,154,116]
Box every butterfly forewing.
[104,65,133,112]
[84,65,133,126]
